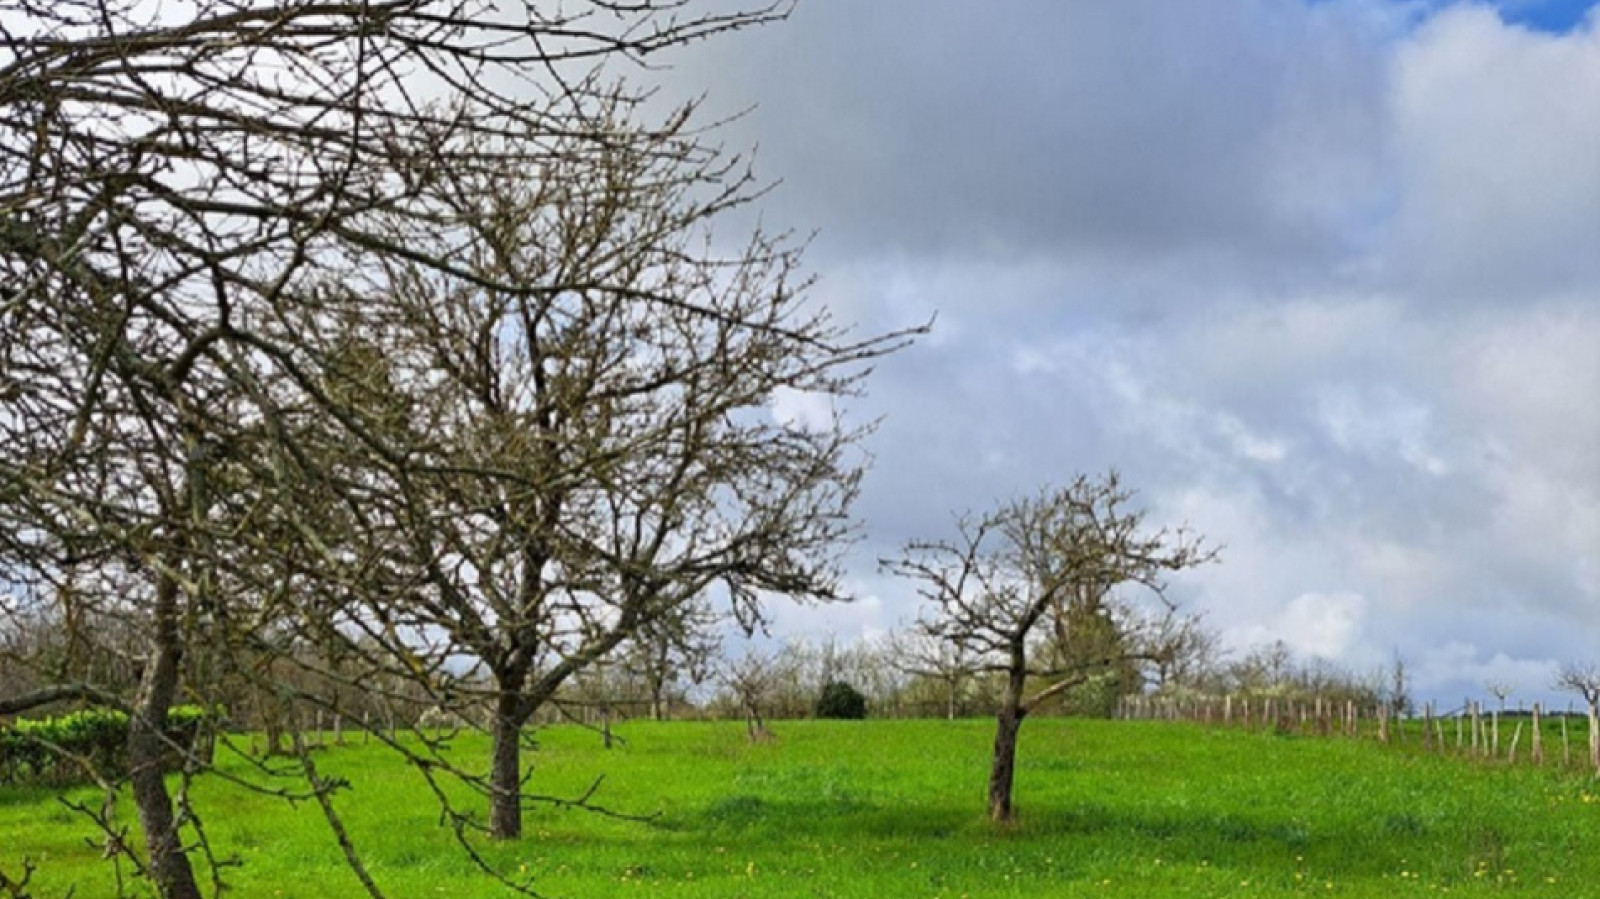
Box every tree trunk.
[744,701,768,741]
[489,690,528,840]
[987,669,1027,823]
[128,576,202,899]
[263,715,288,758]
[648,672,666,722]
[1589,703,1599,773]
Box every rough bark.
[1590,704,1599,772]
[127,575,202,899]
[744,703,769,742]
[987,710,1023,822]
[987,669,1028,823]
[489,689,528,840]
[648,675,666,722]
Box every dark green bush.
[815,681,868,720]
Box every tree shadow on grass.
[678,791,1492,885]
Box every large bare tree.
[277,121,914,840]
[0,0,920,894]
[884,473,1213,823]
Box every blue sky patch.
[1493,0,1598,32]
[1307,0,1599,34]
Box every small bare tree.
[626,601,723,723]
[1486,682,1513,712]
[1556,663,1600,771]
[884,473,1213,822]
[887,628,979,720]
[1387,651,1414,717]
[721,647,786,742]
[1147,615,1223,694]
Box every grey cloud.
[643,2,1600,704]
[670,0,1396,271]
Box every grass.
[3,718,1599,897]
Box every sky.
[652,0,1600,708]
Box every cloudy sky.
[660,0,1599,707]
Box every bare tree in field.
[627,601,723,723]
[1556,663,1600,771]
[289,127,914,840]
[887,628,979,720]
[721,646,788,742]
[1386,650,1414,717]
[0,0,921,895]
[884,473,1213,823]
[1147,614,1223,694]
[1486,682,1513,712]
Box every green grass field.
[3,719,1597,898]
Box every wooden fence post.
[1531,703,1543,765]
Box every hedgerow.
[0,705,212,785]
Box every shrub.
[0,705,214,784]
[815,681,868,720]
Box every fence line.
[1116,694,1600,775]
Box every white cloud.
[652,1,1600,704]
[1216,414,1289,463]
[1224,593,1367,662]
[1391,7,1600,300]
[769,386,835,432]
[1280,592,1369,660]
[1414,642,1561,699]
[1314,385,1451,476]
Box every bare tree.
[626,601,722,722]
[887,628,979,720]
[1231,640,1295,694]
[1556,663,1600,771]
[1386,650,1413,717]
[1486,681,1513,712]
[1,0,920,894]
[884,473,1212,823]
[1147,614,1223,694]
[721,646,787,742]
[287,124,915,840]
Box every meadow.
[3,718,1597,898]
